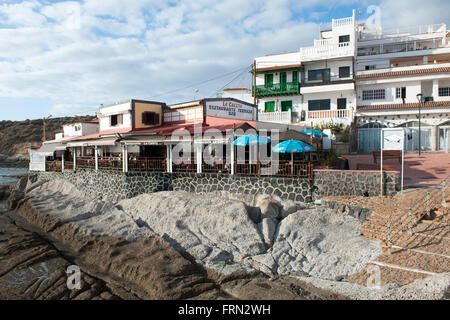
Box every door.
[438,127,449,151]
[280,72,287,91]
[265,74,273,87]
[264,101,275,112]
[281,100,292,112]
[358,128,381,152]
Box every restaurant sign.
[205,99,257,121]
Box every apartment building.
[253,11,357,127]
[355,23,450,151]
[251,11,450,152]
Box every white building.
[355,23,450,151]
[253,11,357,127]
[251,11,450,152]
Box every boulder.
[259,199,281,219]
[258,217,277,246]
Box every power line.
[145,65,253,100]
[210,65,252,97]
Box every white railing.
[308,109,352,121]
[258,111,292,124]
[332,16,354,28]
[360,23,446,41]
[300,42,354,61]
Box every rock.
[258,217,277,246]
[270,207,381,280]
[6,190,24,210]
[0,184,12,201]
[280,200,298,219]
[259,199,281,219]
[252,253,277,275]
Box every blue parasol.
[300,129,328,138]
[233,134,271,146]
[272,140,315,153]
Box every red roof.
[358,100,450,111]
[356,66,450,80]
[252,64,301,73]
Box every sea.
[0,167,28,183]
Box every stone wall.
[29,168,399,203]
[313,169,399,198]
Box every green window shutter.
[265,101,275,112]
[265,74,273,87]
[293,71,298,83]
[281,101,292,112]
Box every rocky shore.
[1,176,448,300]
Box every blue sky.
[0,0,449,121]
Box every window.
[396,87,406,99]
[439,87,450,96]
[265,74,273,87]
[365,65,376,70]
[110,114,123,127]
[362,89,385,101]
[337,98,346,109]
[339,66,350,78]
[281,101,292,112]
[308,99,331,111]
[339,35,350,43]
[264,101,275,112]
[142,112,159,125]
[292,71,298,83]
[74,125,81,132]
[308,69,330,82]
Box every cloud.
[1,0,446,120]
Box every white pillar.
[122,144,128,173]
[447,130,450,153]
[196,143,202,174]
[73,147,77,170]
[230,143,235,175]
[167,145,173,173]
[95,145,98,171]
[432,79,439,100]
[431,125,438,152]
[61,152,65,173]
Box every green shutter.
[265,101,275,112]
[265,74,273,87]
[281,101,292,112]
[293,71,298,83]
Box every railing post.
[196,143,202,174]
[73,147,77,171]
[122,144,128,173]
[95,145,99,171]
[426,191,431,217]
[61,152,65,173]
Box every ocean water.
[0,168,28,183]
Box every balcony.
[253,82,299,97]
[258,111,292,124]
[300,41,354,61]
[307,109,353,126]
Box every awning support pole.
[95,146,99,171]
[122,145,128,173]
[196,143,202,174]
[73,147,77,171]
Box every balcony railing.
[235,160,314,179]
[253,82,299,97]
[129,157,166,172]
[98,157,123,171]
[307,109,353,124]
[46,160,62,172]
[300,41,354,61]
[258,111,291,124]
[76,157,96,169]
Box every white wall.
[98,102,133,132]
[357,80,423,106]
[303,59,353,83]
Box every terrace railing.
[129,157,166,172]
[98,157,123,171]
[202,161,231,173]
[46,160,62,172]
[76,157,96,169]
[253,82,300,97]
[172,157,197,172]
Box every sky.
[0,0,449,121]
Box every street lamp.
[416,93,423,156]
[43,114,52,142]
